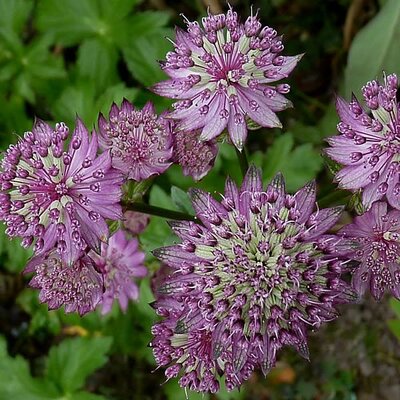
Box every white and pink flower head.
[0,118,123,265]
[153,6,302,150]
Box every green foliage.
[0,335,110,399]
[345,0,400,96]
[388,298,400,341]
[46,336,112,393]
[0,225,31,273]
[171,186,195,214]
[262,133,323,192]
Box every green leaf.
[0,224,32,273]
[68,392,107,400]
[390,297,400,319]
[263,133,294,178]
[344,0,400,96]
[97,0,139,23]
[77,38,118,92]
[46,337,113,393]
[127,11,170,37]
[0,336,60,399]
[53,81,138,128]
[123,30,173,86]
[140,186,177,253]
[388,319,400,341]
[263,133,323,192]
[0,0,33,34]
[37,0,102,45]
[171,186,195,214]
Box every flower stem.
[123,202,196,221]
[235,146,249,177]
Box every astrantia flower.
[337,201,400,300]
[98,100,173,181]
[151,166,355,392]
[153,6,301,150]
[90,229,147,314]
[172,129,218,180]
[0,118,123,264]
[326,73,400,210]
[25,252,103,316]
[123,210,150,235]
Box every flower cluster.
[0,116,149,315]
[1,3,398,395]
[151,167,355,392]
[0,118,123,265]
[98,100,173,181]
[337,202,400,300]
[90,229,147,314]
[172,129,218,180]
[153,6,301,150]
[326,73,400,210]
[327,72,400,301]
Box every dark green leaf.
[345,0,400,96]
[263,133,323,192]
[390,298,400,319]
[0,336,60,399]
[46,336,113,393]
[37,0,102,45]
[123,30,173,86]
[77,38,118,92]
[171,186,195,214]
[0,0,33,34]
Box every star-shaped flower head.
[153,6,301,150]
[337,201,400,300]
[151,166,355,393]
[172,129,218,181]
[98,100,173,181]
[25,251,103,316]
[90,229,147,314]
[326,73,400,210]
[0,118,123,265]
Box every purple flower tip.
[153,7,301,150]
[90,229,147,314]
[326,72,400,210]
[26,252,103,316]
[123,210,150,235]
[98,99,173,181]
[0,118,124,264]
[337,201,400,301]
[173,129,218,180]
[150,166,355,392]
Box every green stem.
[123,202,196,221]
[235,146,249,177]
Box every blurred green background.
[1,0,400,399]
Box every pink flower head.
[25,252,103,316]
[172,129,218,180]
[326,73,400,210]
[337,201,400,300]
[123,210,150,235]
[150,166,355,393]
[0,118,123,265]
[90,229,147,314]
[153,6,301,150]
[98,99,173,181]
